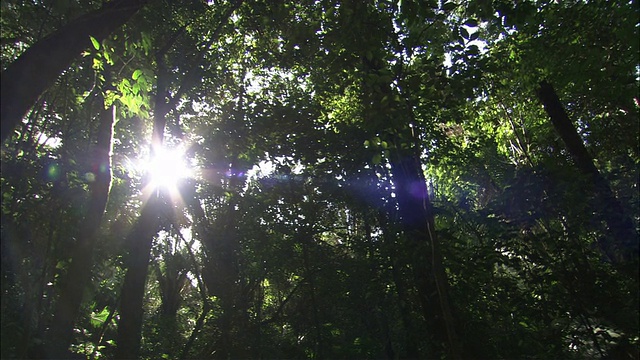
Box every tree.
[2,1,638,359]
[1,0,150,144]
[45,86,116,359]
[537,80,638,264]
[116,2,243,357]
[114,38,177,359]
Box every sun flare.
[144,146,192,192]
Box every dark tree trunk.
[359,41,464,358]
[157,261,188,318]
[115,48,172,359]
[0,0,149,144]
[45,97,115,359]
[388,149,464,360]
[377,212,419,359]
[364,214,397,360]
[201,200,241,359]
[179,225,209,360]
[113,4,243,351]
[536,81,639,263]
[114,194,164,359]
[114,104,173,360]
[154,254,189,356]
[300,230,324,359]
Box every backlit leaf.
[132,69,143,80]
[90,36,100,50]
[460,27,470,40]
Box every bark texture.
[0,0,148,144]
[537,81,638,263]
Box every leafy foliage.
[1,0,638,359]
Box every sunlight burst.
[144,145,192,192]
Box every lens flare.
[145,146,192,191]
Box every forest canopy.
[1,0,638,359]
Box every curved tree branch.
[1,0,150,144]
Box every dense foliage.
[1,1,638,359]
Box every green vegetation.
[1,1,638,359]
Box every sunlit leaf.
[132,69,143,80]
[90,308,110,328]
[90,36,100,50]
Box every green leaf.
[365,50,373,61]
[518,321,529,328]
[92,58,102,70]
[132,69,143,80]
[90,307,110,328]
[104,51,113,65]
[372,153,382,165]
[467,44,480,55]
[89,36,100,50]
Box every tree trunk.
[45,97,115,359]
[115,47,174,359]
[536,81,639,263]
[112,3,244,353]
[179,227,209,360]
[360,45,464,359]
[201,200,241,359]
[300,230,324,359]
[0,0,149,144]
[377,212,419,359]
[114,194,164,359]
[154,254,189,357]
[113,5,241,351]
[388,149,464,360]
[157,260,188,318]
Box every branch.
[260,279,304,326]
[166,0,245,112]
